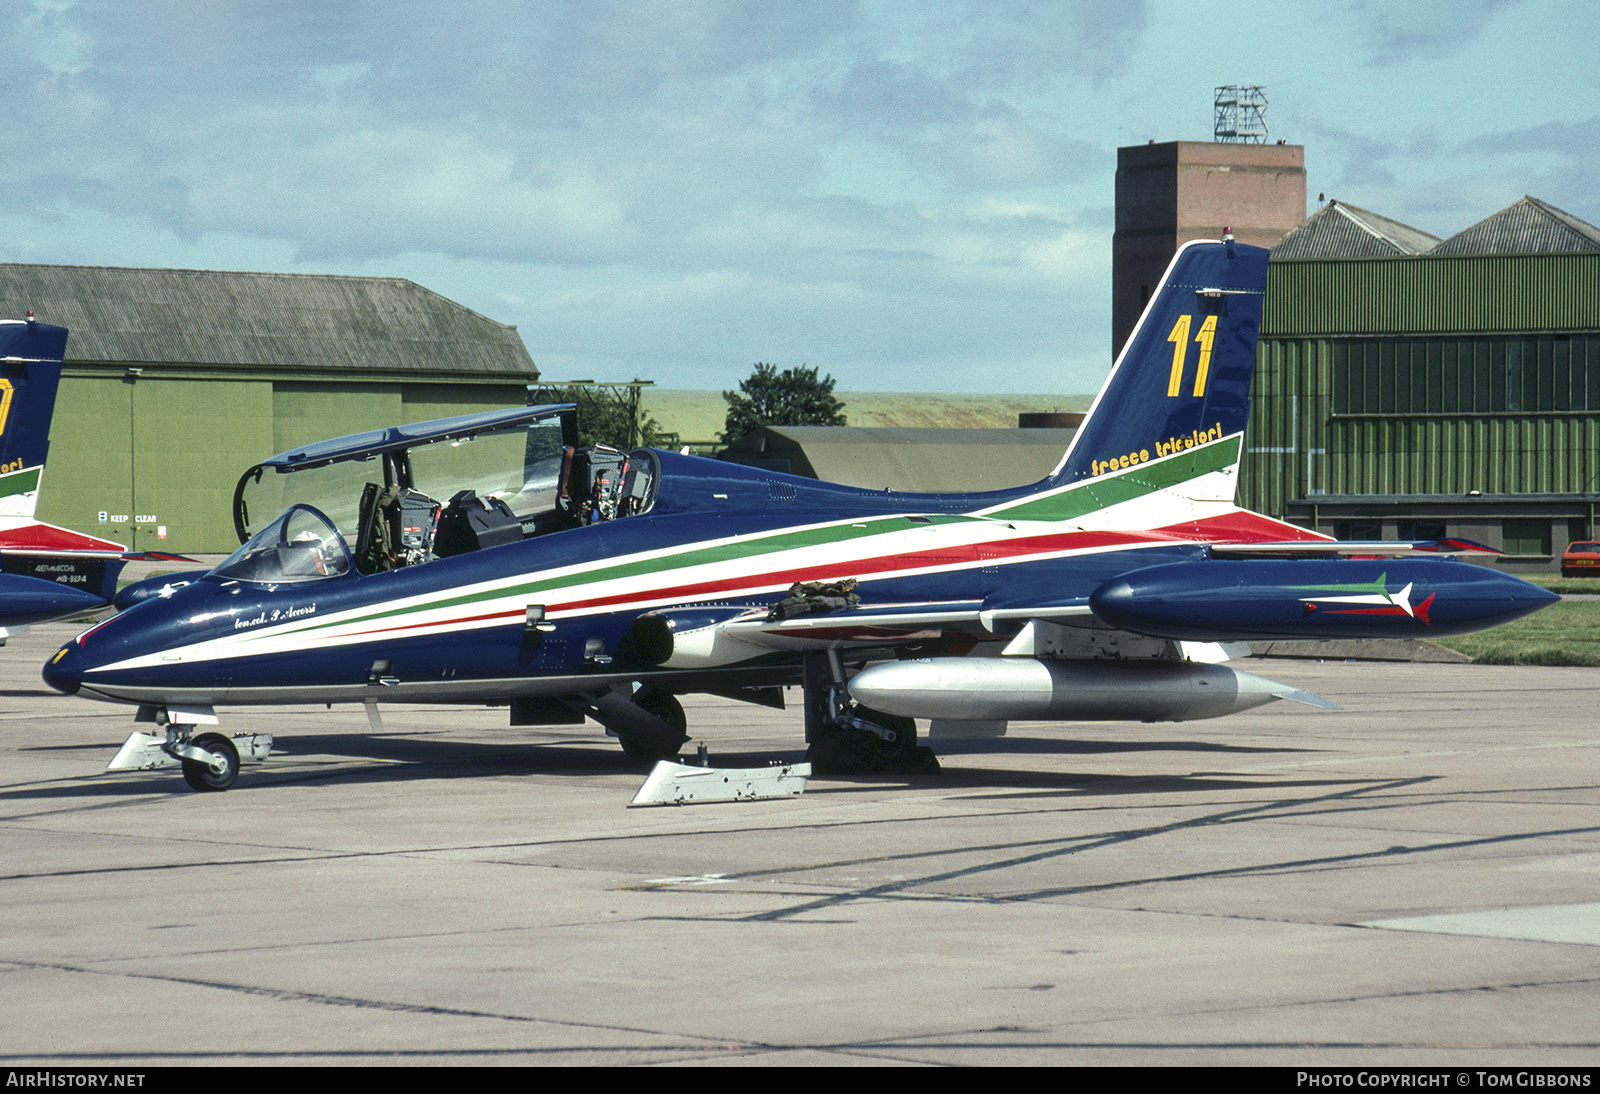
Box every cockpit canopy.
[213,505,352,585]
[226,404,659,581]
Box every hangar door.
[40,377,532,554]
[38,376,274,554]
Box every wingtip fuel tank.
[1088,559,1559,642]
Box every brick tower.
[1112,140,1305,357]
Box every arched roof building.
[0,263,536,551]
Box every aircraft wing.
[718,597,1099,649]
[0,548,125,560]
[0,523,127,555]
[1211,537,1501,557]
[720,601,986,649]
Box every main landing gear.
[565,682,690,763]
[624,686,687,760]
[803,650,939,776]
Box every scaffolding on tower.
[1214,85,1268,143]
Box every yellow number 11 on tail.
[1166,314,1217,398]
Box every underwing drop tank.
[847,657,1332,724]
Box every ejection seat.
[434,490,523,557]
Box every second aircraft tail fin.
[0,317,68,523]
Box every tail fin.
[1051,237,1268,494]
[0,318,68,522]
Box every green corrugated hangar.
[1241,196,1600,571]
[0,264,537,553]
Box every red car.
[1561,541,1600,577]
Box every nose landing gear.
[179,732,240,792]
[105,706,269,792]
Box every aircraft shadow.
[0,731,1343,802]
[900,767,1377,797]
[927,736,1314,757]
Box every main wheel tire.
[860,708,916,766]
[181,733,240,792]
[632,686,687,734]
[617,686,687,763]
[808,707,934,775]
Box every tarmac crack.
[1,958,743,1051]
[1,961,1137,1065]
[0,784,1417,883]
[34,958,1592,1062]
[1030,968,1600,1043]
[732,779,1419,919]
[998,822,1600,903]
[8,1035,1600,1062]
[726,779,1600,919]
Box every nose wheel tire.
[181,733,240,792]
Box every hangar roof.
[1430,196,1600,256]
[1271,200,1440,259]
[644,389,1093,445]
[0,263,536,377]
[721,425,1077,492]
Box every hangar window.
[1502,519,1552,557]
[1397,520,1447,541]
[1333,334,1600,416]
[1333,520,1382,540]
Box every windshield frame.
[210,504,356,586]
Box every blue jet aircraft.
[45,237,1558,791]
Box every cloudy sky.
[0,0,1594,395]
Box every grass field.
[1436,598,1600,666]
[1523,575,1600,595]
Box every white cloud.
[0,1,1593,394]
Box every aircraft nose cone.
[42,642,82,695]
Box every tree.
[721,363,847,443]
[528,384,674,450]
